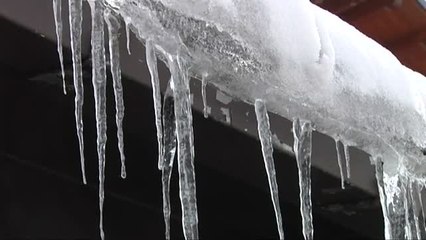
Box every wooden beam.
[340,0,395,22]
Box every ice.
[254,99,284,240]
[88,1,108,239]
[59,0,426,239]
[167,54,198,240]
[201,75,208,118]
[413,183,426,239]
[52,0,66,95]
[68,0,86,185]
[334,140,346,190]
[374,157,391,239]
[292,119,313,240]
[146,40,164,170]
[344,144,351,179]
[161,79,177,240]
[125,18,131,55]
[104,9,127,179]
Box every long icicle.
[417,184,426,237]
[53,0,67,95]
[383,172,406,239]
[292,118,313,240]
[146,40,164,170]
[201,75,208,118]
[374,157,392,239]
[162,78,177,240]
[68,0,86,184]
[254,99,285,240]
[343,144,350,179]
[404,179,417,239]
[88,1,107,239]
[104,9,126,179]
[167,54,198,240]
[334,140,345,190]
[411,182,426,239]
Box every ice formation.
[54,0,426,239]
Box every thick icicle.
[292,118,313,240]
[411,182,426,239]
[104,9,126,179]
[88,1,107,239]
[404,179,417,240]
[201,76,208,118]
[68,0,86,184]
[334,140,345,190]
[162,79,177,240]
[383,172,406,239]
[343,145,351,179]
[53,0,67,95]
[374,157,392,239]
[167,54,198,240]
[146,40,164,170]
[254,99,285,240]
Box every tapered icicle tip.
[334,139,346,190]
[146,40,164,171]
[255,99,285,240]
[53,0,67,95]
[105,9,127,179]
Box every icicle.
[343,144,351,179]
[53,0,67,95]
[146,40,164,170]
[404,179,417,239]
[417,184,426,237]
[104,9,126,179]
[167,54,198,240]
[383,172,406,239]
[162,79,177,240]
[292,118,313,240]
[68,0,86,185]
[201,75,208,118]
[254,99,285,240]
[334,140,345,190]
[125,19,131,55]
[411,182,426,239]
[88,1,107,239]
[374,157,392,239]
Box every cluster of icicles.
[52,0,426,239]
